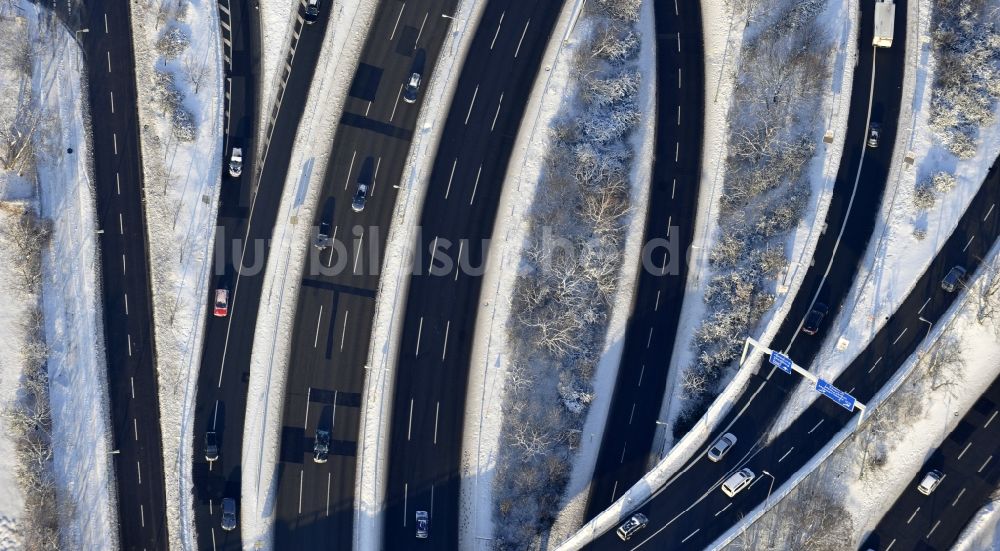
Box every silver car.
[616,513,648,541]
[415,510,429,538]
[707,433,737,462]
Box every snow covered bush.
[154,25,189,60]
[491,4,643,549]
[928,0,1000,158]
[912,181,937,211]
[674,0,832,433]
[151,68,196,142]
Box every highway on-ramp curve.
[381,0,564,548]
[585,154,1000,548]
[82,2,168,548]
[584,0,704,517]
[862,359,1000,551]
[269,0,456,547]
[585,0,908,522]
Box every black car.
[313,429,330,464]
[403,73,421,104]
[204,431,219,462]
[867,123,880,148]
[304,0,320,23]
[352,183,369,212]
[314,221,331,250]
[801,302,829,335]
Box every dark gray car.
[313,429,330,464]
[204,431,219,462]
[221,498,237,531]
[942,265,966,292]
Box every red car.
[214,289,229,317]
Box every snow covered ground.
[714,238,1000,549]
[771,0,1000,436]
[26,3,117,548]
[127,0,224,547]
[955,501,1000,551]
[657,0,858,439]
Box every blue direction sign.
[769,351,793,374]
[815,378,857,412]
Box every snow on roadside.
[954,501,1000,551]
[657,0,857,440]
[28,5,118,548]
[771,0,1000,435]
[236,0,383,546]
[714,239,1000,549]
[256,0,298,152]
[127,0,225,547]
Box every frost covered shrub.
[928,0,1000,158]
[913,181,937,211]
[492,3,643,548]
[675,0,831,433]
[152,68,196,142]
[932,171,957,193]
[155,25,190,60]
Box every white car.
[228,147,243,178]
[917,470,943,495]
[616,513,648,541]
[707,433,737,462]
[721,468,755,498]
[415,510,429,538]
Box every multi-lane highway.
[863,366,1000,551]
[381,0,565,547]
[584,0,907,521]
[584,0,704,516]
[82,2,168,548]
[269,0,456,547]
[586,152,1000,548]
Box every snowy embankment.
[452,0,654,546]
[23,3,117,548]
[715,237,1000,550]
[256,0,299,151]
[771,0,1000,435]
[955,501,1000,551]
[236,0,384,546]
[660,0,855,438]
[128,0,224,547]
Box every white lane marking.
[619,441,627,463]
[490,11,505,49]
[469,164,482,205]
[491,93,504,131]
[807,419,823,434]
[927,519,941,538]
[137,461,142,484]
[646,327,653,348]
[893,327,907,345]
[671,178,676,198]
[353,230,365,274]
[654,290,661,311]
[441,320,451,360]
[344,150,357,190]
[389,84,404,122]
[952,487,966,506]
[637,364,645,387]
[326,472,332,516]
[444,158,458,199]
[985,410,998,428]
[340,309,349,351]
[681,529,699,544]
[407,398,414,440]
[107,51,111,72]
[133,418,138,440]
[332,390,339,431]
[304,387,312,428]
[213,399,220,429]
[313,305,324,348]
[124,292,128,314]
[116,172,120,194]
[984,203,995,221]
[113,133,118,155]
[628,403,636,424]
[370,156,382,196]
[675,142,679,162]
[868,356,883,373]
[957,441,972,460]
[465,85,480,124]
[110,91,115,113]
[886,538,896,550]
[211,528,217,551]
[365,101,372,117]
[415,317,424,355]
[611,480,618,502]
[964,235,975,252]
[433,401,440,444]
[676,32,681,52]
[778,447,794,463]
[714,503,731,517]
[122,254,127,275]
[403,483,409,526]
[104,13,109,33]
[514,20,529,58]
[674,0,678,15]
[119,213,124,234]
[326,226,339,268]
[677,105,680,126]
[130,377,135,399]
[128,334,132,356]
[298,469,304,514]
[978,455,993,473]
[414,12,429,46]
[389,3,405,41]
[140,504,144,527]
[678,67,682,88]
[907,507,920,524]
[454,240,464,281]
[918,297,931,315]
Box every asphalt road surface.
[586,152,1000,548]
[862,367,1000,551]
[269,0,456,547]
[82,2,168,548]
[584,0,705,518]
[381,0,564,548]
[585,0,907,523]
